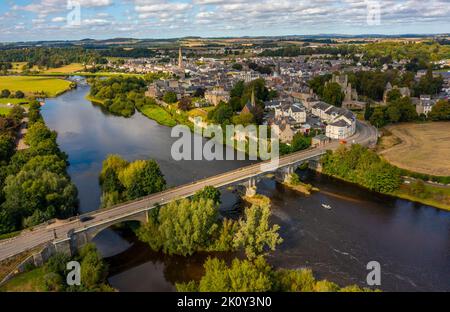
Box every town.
[0,0,449,299]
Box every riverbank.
[316,171,450,212]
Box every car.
[79,215,94,222]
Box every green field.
[42,63,85,74]
[0,267,46,292]
[0,76,72,97]
[0,106,11,116]
[76,72,144,78]
[0,98,30,105]
[139,104,177,127]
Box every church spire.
[251,88,256,107]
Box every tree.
[118,159,166,200]
[194,87,205,98]
[0,134,15,163]
[322,82,344,107]
[8,105,25,123]
[369,107,387,128]
[291,132,311,152]
[14,91,25,99]
[79,243,108,289]
[386,104,401,123]
[232,112,254,126]
[24,121,57,147]
[1,89,10,98]
[193,186,221,204]
[21,155,67,175]
[137,198,220,256]
[207,102,233,124]
[2,169,78,228]
[234,203,283,259]
[232,63,243,71]
[100,155,165,207]
[386,89,402,102]
[429,99,450,120]
[178,97,192,111]
[163,91,178,104]
[273,268,317,292]
[197,257,273,292]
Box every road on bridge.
[0,121,377,262]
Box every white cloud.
[52,16,66,22]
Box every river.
[41,81,450,292]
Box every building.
[383,82,411,104]
[326,119,355,140]
[271,117,295,144]
[329,74,358,103]
[311,101,356,140]
[312,134,330,147]
[205,86,230,106]
[416,95,436,116]
[241,89,259,116]
[289,104,306,124]
[274,103,306,125]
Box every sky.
[0,0,449,42]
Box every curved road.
[0,121,377,262]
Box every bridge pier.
[54,236,75,257]
[243,177,258,197]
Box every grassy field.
[0,76,72,97]
[42,63,84,74]
[378,122,450,176]
[188,106,214,119]
[0,267,46,292]
[76,72,144,78]
[139,104,177,127]
[0,106,11,116]
[0,98,30,105]
[9,62,28,73]
[394,183,450,211]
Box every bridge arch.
[71,211,149,252]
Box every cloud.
[0,0,449,41]
[52,16,66,22]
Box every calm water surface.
[41,82,450,292]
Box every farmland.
[0,76,73,97]
[378,122,450,176]
[41,63,84,74]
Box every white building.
[311,102,356,140]
[274,103,306,125]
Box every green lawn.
[0,76,73,97]
[0,267,46,292]
[75,72,144,78]
[139,104,177,127]
[0,98,30,105]
[0,106,11,116]
[42,63,84,74]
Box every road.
[0,121,377,262]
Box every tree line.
[177,256,377,292]
[321,144,402,194]
[259,45,357,57]
[0,47,106,69]
[0,101,78,234]
[89,75,170,117]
